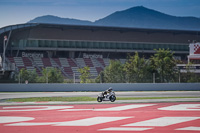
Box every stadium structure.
[0,23,200,80]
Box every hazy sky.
[0,0,200,28]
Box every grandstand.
[0,23,200,79]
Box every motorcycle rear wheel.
[97,97,103,102]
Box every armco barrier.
[0,83,199,92]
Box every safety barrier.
[0,83,199,92]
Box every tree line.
[80,49,200,83]
[16,49,200,83]
[17,67,64,83]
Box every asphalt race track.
[0,102,200,133]
[1,91,200,100]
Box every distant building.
[176,42,200,74]
[188,43,200,64]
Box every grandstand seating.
[42,58,52,67]
[71,67,81,78]
[84,58,94,67]
[26,66,35,71]
[76,58,86,67]
[91,58,100,67]
[50,58,58,67]
[63,67,73,77]
[8,57,24,71]
[67,58,77,67]
[103,58,110,66]
[22,57,32,67]
[35,67,42,76]
[7,57,15,63]
[32,58,43,67]
[59,58,70,67]
[52,58,61,67]
[97,58,106,67]
[6,56,126,79]
[14,57,24,67]
[90,67,98,77]
[96,67,103,74]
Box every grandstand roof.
[1,23,200,55]
[1,23,200,35]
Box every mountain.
[28,15,92,25]
[28,6,200,31]
[94,6,200,30]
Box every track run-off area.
[0,102,200,133]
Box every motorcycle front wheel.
[97,97,103,102]
[110,95,116,102]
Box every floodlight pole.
[100,73,102,83]
[153,73,155,83]
[73,73,75,84]
[46,71,48,84]
[3,37,6,71]
[2,30,12,71]
[19,72,20,84]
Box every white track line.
[94,104,156,111]
[99,127,152,131]
[0,116,34,124]
[158,104,200,111]
[6,122,57,126]
[60,104,156,111]
[54,117,132,126]
[7,117,132,126]
[176,126,200,131]
[0,106,73,112]
[123,117,200,127]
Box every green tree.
[48,68,64,83]
[17,68,38,83]
[27,69,38,83]
[103,60,125,83]
[124,52,151,83]
[150,49,176,82]
[19,68,29,83]
[37,68,64,83]
[37,68,48,83]
[95,71,105,83]
[78,66,91,83]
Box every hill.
[28,15,92,25]
[28,6,200,31]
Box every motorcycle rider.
[103,87,113,98]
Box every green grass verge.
[117,97,199,100]
[5,97,96,102]
[4,96,200,102]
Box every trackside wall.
[0,83,199,92]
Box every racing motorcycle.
[97,89,116,102]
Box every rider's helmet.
[108,87,112,92]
